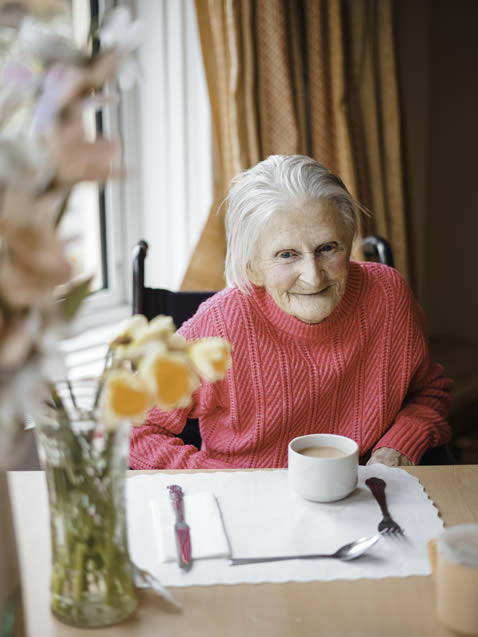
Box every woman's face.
[249,200,352,324]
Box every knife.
[167,484,192,571]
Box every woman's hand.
[366,447,415,467]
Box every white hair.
[224,154,364,293]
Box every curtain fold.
[182,0,260,290]
[344,0,409,279]
[183,0,408,290]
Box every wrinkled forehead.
[253,199,351,255]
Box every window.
[61,1,105,296]
[126,0,212,291]
[0,0,212,338]
[65,0,130,330]
[70,0,213,331]
[0,1,132,331]
[63,0,213,374]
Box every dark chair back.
[131,237,454,464]
[362,235,394,267]
[132,240,214,448]
[132,241,215,322]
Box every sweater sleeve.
[128,293,237,470]
[371,278,454,464]
[129,405,236,469]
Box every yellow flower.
[110,314,149,359]
[146,314,176,337]
[102,317,232,425]
[102,368,153,429]
[139,346,200,411]
[188,338,232,382]
[113,314,148,342]
[111,314,179,362]
[132,315,176,347]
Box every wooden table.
[8,466,478,637]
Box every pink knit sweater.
[129,262,453,469]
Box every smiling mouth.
[295,286,330,296]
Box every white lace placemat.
[126,465,443,587]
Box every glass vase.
[35,391,137,628]
[0,420,29,637]
[0,471,25,637]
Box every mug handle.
[427,538,438,579]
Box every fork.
[365,477,404,535]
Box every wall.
[426,0,478,342]
[396,0,478,344]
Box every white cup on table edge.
[288,433,359,502]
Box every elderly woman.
[130,155,452,470]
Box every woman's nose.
[299,256,324,287]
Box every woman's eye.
[278,251,294,260]
[318,243,337,255]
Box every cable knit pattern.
[129,262,453,469]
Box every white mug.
[428,523,478,635]
[288,433,359,502]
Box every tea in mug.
[298,446,347,458]
[288,433,359,501]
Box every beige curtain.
[343,0,409,280]
[183,0,408,290]
[182,0,260,290]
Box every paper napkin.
[151,491,231,562]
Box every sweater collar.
[249,261,364,341]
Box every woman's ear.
[246,261,263,286]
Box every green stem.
[40,407,137,625]
[73,542,86,602]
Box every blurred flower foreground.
[104,313,231,427]
[0,6,232,628]
[0,6,139,466]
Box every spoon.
[228,534,380,566]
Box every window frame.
[70,0,213,334]
[69,0,143,333]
